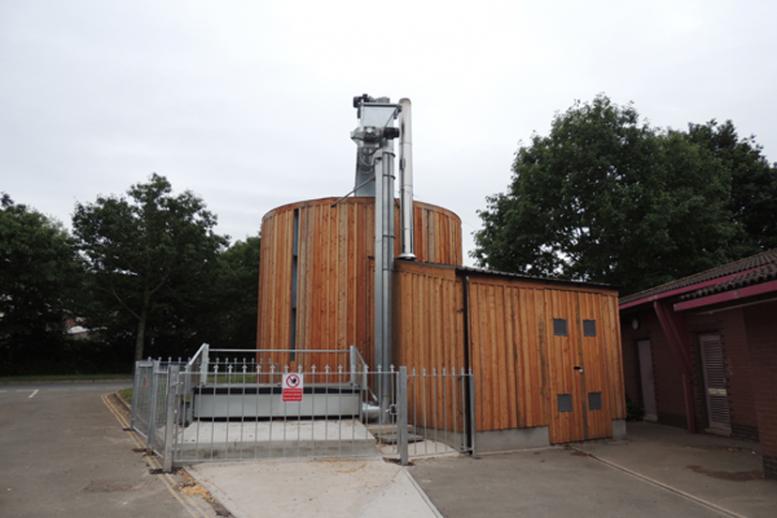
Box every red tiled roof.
[620,249,777,305]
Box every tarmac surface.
[410,422,777,518]
[411,447,721,518]
[0,381,214,518]
[5,383,775,518]
[576,422,777,518]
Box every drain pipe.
[461,274,476,456]
[398,98,415,259]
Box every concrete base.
[409,427,467,452]
[178,418,374,445]
[176,439,378,462]
[171,419,380,463]
[612,419,627,440]
[190,459,442,518]
[475,426,550,452]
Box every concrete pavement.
[189,458,441,518]
[0,381,215,518]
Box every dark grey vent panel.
[553,319,568,337]
[588,392,602,411]
[557,393,572,412]
[583,319,596,337]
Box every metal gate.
[130,345,475,471]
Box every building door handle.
[574,366,584,373]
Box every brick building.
[619,249,777,479]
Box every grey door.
[637,340,657,422]
[699,334,731,434]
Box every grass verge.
[118,387,133,404]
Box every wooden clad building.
[394,260,625,448]
[257,197,461,368]
[257,197,626,448]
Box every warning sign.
[282,372,304,402]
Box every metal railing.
[130,345,475,471]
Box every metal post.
[130,361,142,430]
[146,360,161,452]
[199,343,209,385]
[349,345,357,385]
[467,369,477,456]
[398,98,415,259]
[163,365,179,472]
[398,366,409,466]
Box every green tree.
[73,174,227,361]
[0,194,82,372]
[210,236,260,348]
[687,120,777,251]
[473,95,765,295]
[142,235,260,354]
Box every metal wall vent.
[583,319,596,337]
[553,319,568,337]
[557,393,573,412]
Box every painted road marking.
[570,445,746,518]
[28,389,39,399]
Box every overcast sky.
[2,1,775,263]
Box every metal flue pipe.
[374,142,395,380]
[398,98,415,259]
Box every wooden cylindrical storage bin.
[257,196,462,367]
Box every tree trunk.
[134,289,151,361]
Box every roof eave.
[619,268,763,311]
[672,279,777,312]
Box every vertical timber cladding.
[394,262,467,435]
[393,262,625,443]
[543,288,625,443]
[257,197,462,369]
[467,278,549,432]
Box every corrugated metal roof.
[620,249,777,305]
[679,261,777,301]
[454,264,614,290]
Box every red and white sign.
[282,372,304,402]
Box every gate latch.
[574,366,584,373]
